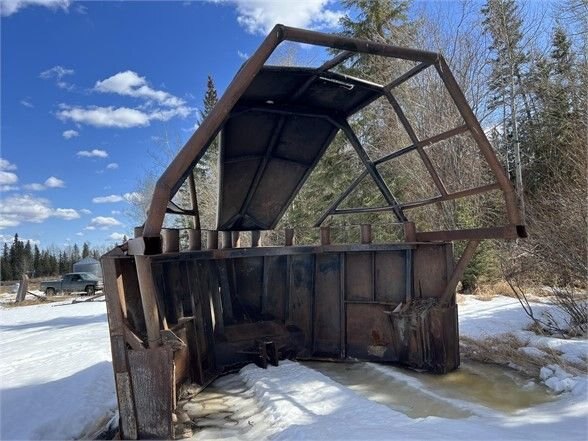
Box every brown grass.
[1,295,75,308]
[461,333,587,379]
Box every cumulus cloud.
[0,159,17,171]
[0,0,70,16]
[0,185,19,192]
[0,234,40,245]
[57,70,192,128]
[77,149,109,158]
[44,176,65,188]
[0,194,79,229]
[92,192,141,204]
[57,104,190,128]
[220,0,342,35]
[92,195,124,203]
[89,216,122,229]
[23,183,46,191]
[106,162,119,170]
[62,129,79,139]
[108,232,127,242]
[79,208,92,215]
[23,176,65,191]
[95,71,185,107]
[0,171,18,186]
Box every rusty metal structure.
[101,25,526,439]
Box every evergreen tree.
[82,242,90,259]
[482,0,528,217]
[1,242,12,281]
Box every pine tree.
[1,242,12,281]
[82,242,90,259]
[482,0,528,217]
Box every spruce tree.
[82,242,90,259]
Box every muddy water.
[302,360,555,417]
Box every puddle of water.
[303,360,554,418]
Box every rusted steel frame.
[187,172,200,230]
[281,25,440,63]
[333,205,395,215]
[166,200,198,216]
[399,182,501,210]
[434,57,522,225]
[142,25,284,237]
[383,90,448,196]
[319,50,355,72]
[313,170,368,227]
[384,61,432,90]
[232,102,337,120]
[373,124,469,166]
[440,240,480,305]
[334,119,407,222]
[415,225,523,242]
[230,117,288,229]
[134,256,163,347]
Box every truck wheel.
[46,288,56,296]
[85,285,95,296]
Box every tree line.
[0,234,105,281]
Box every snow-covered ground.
[0,299,116,440]
[0,295,586,440]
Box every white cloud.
[45,176,65,188]
[108,232,127,242]
[20,99,34,108]
[84,226,96,231]
[92,195,124,203]
[75,231,84,236]
[106,162,119,169]
[0,185,19,192]
[123,192,143,204]
[111,210,121,215]
[77,149,109,158]
[0,171,18,185]
[95,71,185,107]
[23,176,65,191]
[54,208,80,220]
[80,208,92,215]
[89,216,122,229]
[237,50,249,60]
[220,0,342,35]
[57,104,190,128]
[23,183,46,191]
[0,0,70,16]
[57,71,192,129]
[58,105,150,128]
[0,194,78,229]
[40,65,74,80]
[62,129,79,139]
[0,234,40,245]
[91,192,142,204]
[0,159,17,171]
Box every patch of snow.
[0,300,116,440]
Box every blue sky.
[0,0,345,248]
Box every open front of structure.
[101,25,526,439]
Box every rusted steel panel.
[233,257,264,313]
[261,256,288,321]
[345,252,373,301]
[413,245,451,298]
[313,253,342,356]
[128,347,174,440]
[375,251,407,303]
[287,254,314,357]
[346,303,397,360]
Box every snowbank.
[239,360,588,440]
[460,295,587,395]
[0,300,116,440]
